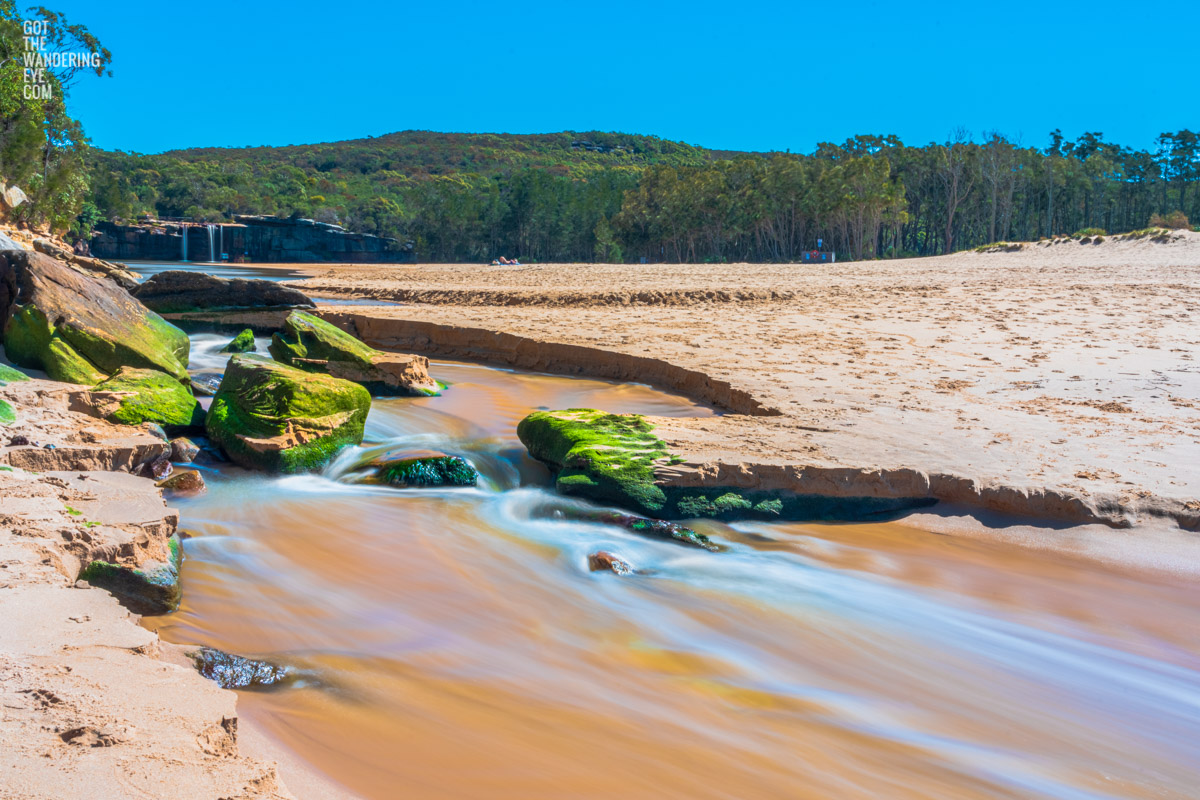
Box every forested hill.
[155,131,714,175]
[84,128,1200,264]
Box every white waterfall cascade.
[207,224,216,262]
[218,224,224,261]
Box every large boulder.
[82,367,205,432]
[132,270,315,313]
[269,310,439,396]
[518,409,673,516]
[205,354,370,473]
[0,250,189,383]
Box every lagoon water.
[147,334,1200,799]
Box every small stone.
[588,551,633,575]
[143,455,172,481]
[156,469,205,495]
[191,647,290,689]
[142,423,169,441]
[8,434,32,446]
[169,437,200,463]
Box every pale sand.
[267,230,1199,542]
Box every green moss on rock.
[0,251,190,384]
[0,363,29,384]
[78,535,182,615]
[0,398,15,426]
[517,409,671,515]
[205,354,370,473]
[220,328,257,353]
[93,367,204,431]
[371,455,479,487]
[268,311,439,396]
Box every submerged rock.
[205,354,370,473]
[143,454,173,481]
[82,367,205,432]
[269,310,439,396]
[367,454,479,487]
[0,250,190,383]
[190,647,291,690]
[78,535,182,615]
[131,270,314,313]
[157,468,206,495]
[587,551,634,575]
[220,328,257,353]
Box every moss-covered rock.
[220,328,256,353]
[0,398,15,426]
[368,454,479,487]
[518,409,937,524]
[78,535,182,615]
[0,363,29,384]
[205,354,370,473]
[269,310,439,396]
[92,367,205,432]
[0,251,189,383]
[517,409,670,515]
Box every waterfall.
[207,224,216,262]
[218,225,224,261]
[180,224,187,262]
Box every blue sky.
[46,0,1200,155]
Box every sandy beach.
[250,232,1200,549]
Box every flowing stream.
[146,333,1200,800]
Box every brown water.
[150,340,1200,799]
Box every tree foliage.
[86,127,1200,262]
[0,1,109,231]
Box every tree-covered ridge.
[86,127,1200,264]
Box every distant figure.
[491,256,521,266]
[72,237,91,257]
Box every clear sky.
[46,0,1200,155]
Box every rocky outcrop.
[518,409,932,524]
[74,367,205,433]
[31,237,139,290]
[0,250,190,383]
[132,270,315,314]
[91,216,413,263]
[205,354,370,473]
[269,310,439,396]
[221,328,257,353]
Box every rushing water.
[147,334,1200,800]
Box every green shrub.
[1071,227,1106,238]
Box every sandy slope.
[270,231,1200,534]
[0,377,298,799]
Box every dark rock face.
[132,270,314,314]
[190,647,291,690]
[91,217,414,264]
[0,250,190,383]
